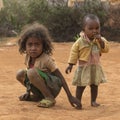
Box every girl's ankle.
[91,101,100,107]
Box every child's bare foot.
[30,95,42,101]
[19,94,41,101]
[75,103,82,110]
[19,93,30,101]
[91,102,100,107]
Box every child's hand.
[94,34,102,42]
[65,64,73,74]
[68,96,82,109]
[94,34,105,48]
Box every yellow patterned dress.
[68,32,109,86]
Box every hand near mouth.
[94,34,105,48]
[94,34,101,41]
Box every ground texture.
[0,39,120,120]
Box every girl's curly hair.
[18,22,54,55]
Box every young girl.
[16,22,81,108]
[65,14,109,109]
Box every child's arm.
[95,34,109,53]
[52,69,81,109]
[65,40,80,74]
[65,63,74,74]
[94,34,105,48]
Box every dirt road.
[0,39,120,120]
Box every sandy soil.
[0,39,120,120]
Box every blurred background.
[0,0,119,42]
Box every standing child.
[16,22,81,108]
[65,14,109,109]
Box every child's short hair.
[18,22,53,55]
[82,14,100,30]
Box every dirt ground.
[0,38,120,120]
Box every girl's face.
[26,37,43,58]
[84,18,100,40]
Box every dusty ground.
[0,38,120,120]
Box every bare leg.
[16,69,41,101]
[76,86,86,109]
[16,69,31,100]
[27,68,54,100]
[90,84,100,107]
[16,69,26,85]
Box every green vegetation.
[0,0,119,42]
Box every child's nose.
[31,45,36,50]
[93,29,97,33]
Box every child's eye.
[27,43,32,47]
[96,27,99,30]
[35,43,41,46]
[88,27,94,30]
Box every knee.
[27,68,45,85]
[16,69,26,82]
[27,68,37,82]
